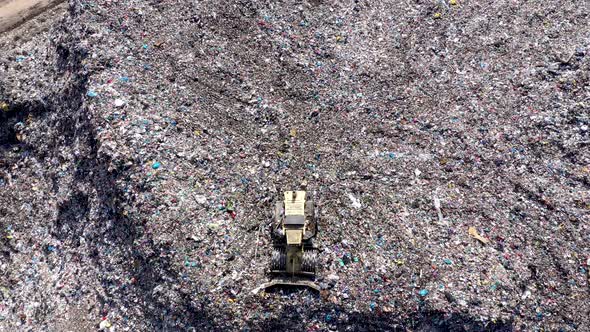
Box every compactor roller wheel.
[305,200,314,217]
[271,248,287,271]
[304,200,317,240]
[301,249,317,274]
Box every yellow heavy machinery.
[253,191,319,293]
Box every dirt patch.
[0,0,64,33]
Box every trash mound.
[1,1,589,331]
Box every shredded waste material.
[0,0,589,331]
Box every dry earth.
[0,0,63,33]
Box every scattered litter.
[99,318,112,330]
[347,193,362,209]
[433,195,444,224]
[114,99,125,107]
[194,195,207,204]
[468,227,490,244]
[0,0,587,330]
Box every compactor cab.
[252,190,319,293]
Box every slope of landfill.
[1,1,589,331]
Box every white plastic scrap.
[433,195,445,224]
[348,193,362,209]
[194,194,207,205]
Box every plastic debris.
[347,193,362,209]
[468,227,490,244]
[114,99,125,107]
[194,195,207,204]
[433,195,444,224]
[99,319,112,330]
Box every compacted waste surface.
[0,1,589,331]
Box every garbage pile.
[1,0,589,330]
